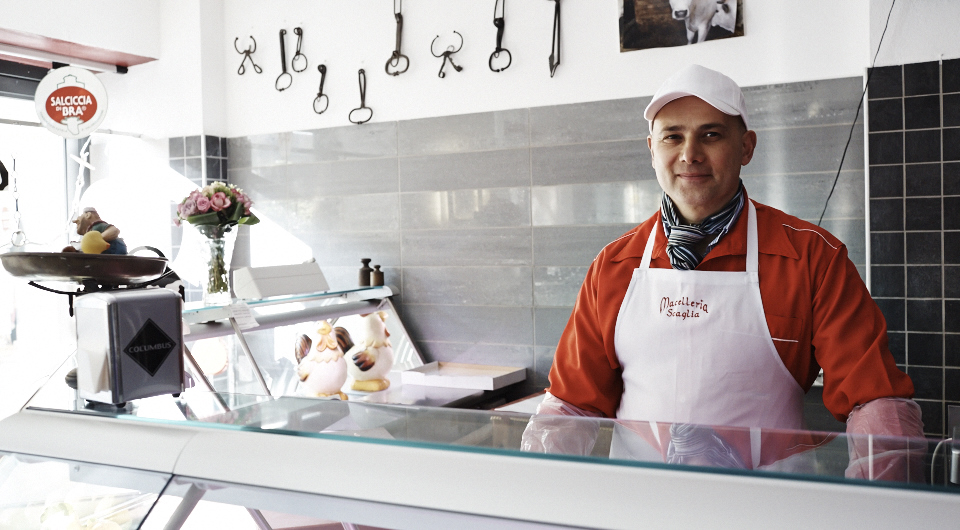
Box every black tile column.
[868,58,960,436]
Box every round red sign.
[45,86,98,123]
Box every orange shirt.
[547,197,914,422]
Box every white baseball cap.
[643,64,749,131]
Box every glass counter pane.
[24,380,957,494]
[0,451,171,529]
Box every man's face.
[647,96,757,224]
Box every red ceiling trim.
[0,27,156,68]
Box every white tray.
[400,362,526,391]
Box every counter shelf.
[4,373,960,529]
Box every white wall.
[221,0,870,137]
[0,0,160,59]
[870,0,960,67]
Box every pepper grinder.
[359,258,372,286]
[371,265,384,286]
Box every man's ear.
[647,135,654,167]
[741,130,757,166]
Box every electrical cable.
[817,0,898,226]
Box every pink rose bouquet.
[175,182,259,235]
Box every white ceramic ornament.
[296,321,348,400]
[346,311,394,392]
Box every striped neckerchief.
[660,183,745,270]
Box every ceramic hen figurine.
[346,311,394,392]
[296,321,348,400]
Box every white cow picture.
[669,0,737,45]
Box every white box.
[232,261,329,300]
[401,362,526,391]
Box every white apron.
[613,201,804,431]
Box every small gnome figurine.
[70,207,127,255]
[295,321,348,400]
[346,311,394,392]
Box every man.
[522,65,923,476]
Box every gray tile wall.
[226,77,866,393]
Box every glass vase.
[197,225,237,306]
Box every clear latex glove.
[845,397,926,483]
[520,392,602,456]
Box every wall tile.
[534,346,556,388]
[905,163,941,196]
[944,94,960,127]
[906,232,941,264]
[871,265,904,297]
[889,331,906,364]
[946,334,960,367]
[400,304,533,344]
[876,298,905,331]
[299,193,399,232]
[398,109,528,156]
[870,165,903,198]
[903,61,940,96]
[185,157,202,185]
[535,307,573,347]
[907,266,941,298]
[909,333,943,366]
[532,180,662,226]
[746,171,864,221]
[229,166,288,202]
[220,137,227,158]
[241,133,287,168]
[531,140,650,187]
[868,98,902,132]
[744,77,865,129]
[947,300,960,333]
[904,129,941,163]
[399,148,529,192]
[868,132,903,165]
[867,66,902,99]
[818,218,866,266]
[401,266,532,306]
[534,266,588,307]
[298,230,400,267]
[946,368,960,402]
[529,97,647,146]
[944,58,960,93]
[401,228,531,266]
[870,232,904,264]
[743,124,864,176]
[169,137,184,158]
[904,95,940,129]
[905,198,941,230]
[226,137,251,169]
[944,128,960,161]
[945,266,960,298]
[869,198,903,232]
[916,399,943,436]
[400,187,530,229]
[185,135,202,157]
[169,158,185,176]
[205,158,220,185]
[287,122,398,163]
[907,299,943,332]
[945,196,960,229]
[286,158,399,197]
[944,232,960,263]
[205,135,221,157]
[945,163,960,194]
[533,224,638,266]
[907,366,943,400]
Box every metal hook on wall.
[234,36,262,75]
[313,64,329,115]
[385,0,410,76]
[547,0,561,77]
[292,27,308,72]
[431,31,464,79]
[349,69,373,125]
[489,0,511,72]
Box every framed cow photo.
[620,0,744,52]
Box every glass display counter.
[2,371,959,529]
[176,287,492,409]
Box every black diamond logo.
[124,319,177,376]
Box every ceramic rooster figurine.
[346,311,394,392]
[295,321,348,400]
